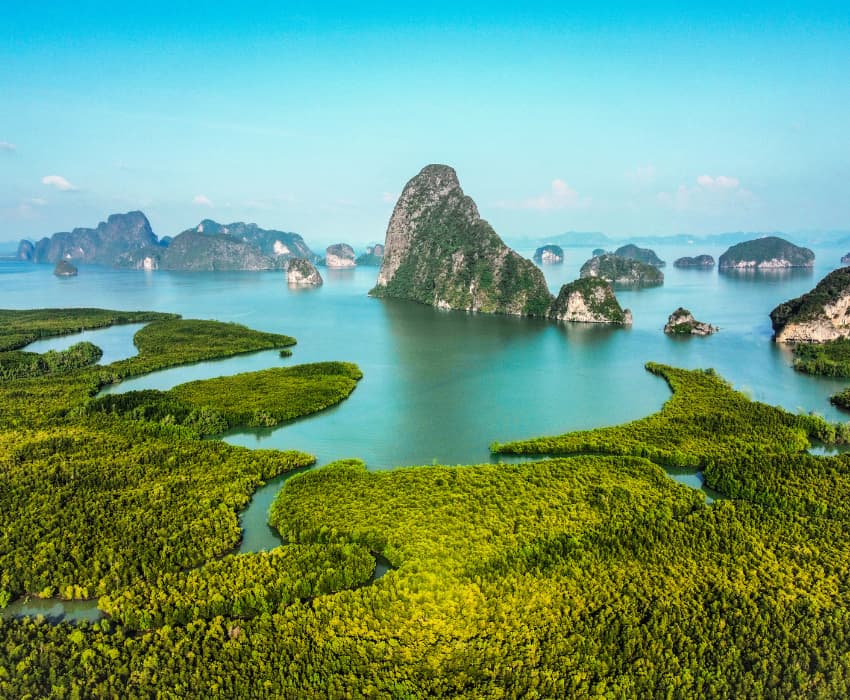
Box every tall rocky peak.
[371,164,552,316]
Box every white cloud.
[41,174,77,191]
[658,174,753,211]
[0,141,16,152]
[29,197,48,206]
[192,194,213,207]
[381,192,397,204]
[497,179,590,211]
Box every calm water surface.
[4,245,850,472]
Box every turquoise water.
[4,245,850,474]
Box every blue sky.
[1,2,848,246]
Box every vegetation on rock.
[663,307,717,336]
[613,243,665,267]
[674,254,715,268]
[719,236,814,269]
[770,267,850,342]
[53,260,78,277]
[371,164,554,316]
[580,253,664,287]
[549,277,631,324]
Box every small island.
[841,253,850,264]
[674,255,715,268]
[549,277,632,325]
[580,253,664,288]
[324,243,356,268]
[614,244,665,267]
[356,244,384,266]
[719,236,814,270]
[53,260,78,277]
[532,244,564,264]
[663,308,716,336]
[286,258,323,286]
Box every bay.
[3,244,849,476]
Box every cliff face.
[286,258,323,286]
[771,267,850,343]
[371,165,552,316]
[549,278,631,325]
[614,244,665,267]
[719,236,814,269]
[26,212,157,265]
[664,308,716,336]
[325,244,356,268]
[580,254,664,288]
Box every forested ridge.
[3,310,850,698]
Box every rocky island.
[614,244,665,267]
[674,255,715,268]
[17,214,318,272]
[356,244,384,266]
[549,278,632,325]
[841,253,850,264]
[19,211,159,266]
[580,253,664,288]
[663,308,716,336]
[370,164,553,316]
[286,258,323,286]
[719,236,814,270]
[533,244,564,264]
[770,267,850,343]
[324,244,356,268]
[53,259,78,277]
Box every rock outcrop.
[674,255,715,268]
[16,240,34,261]
[53,259,78,277]
[580,254,663,288]
[592,248,607,257]
[663,308,716,336]
[719,236,814,269]
[614,244,665,267]
[23,211,157,266]
[370,164,553,316]
[286,258,323,286]
[549,278,632,325]
[356,244,384,266]
[325,244,356,268]
[770,267,850,343]
[533,245,564,264]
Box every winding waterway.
[3,241,850,620]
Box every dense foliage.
[493,363,848,464]
[0,342,102,380]
[0,308,175,352]
[7,310,850,698]
[793,338,850,377]
[89,362,363,433]
[100,543,375,630]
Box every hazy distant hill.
[16,214,318,271]
[18,211,159,265]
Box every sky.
[1,2,849,247]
